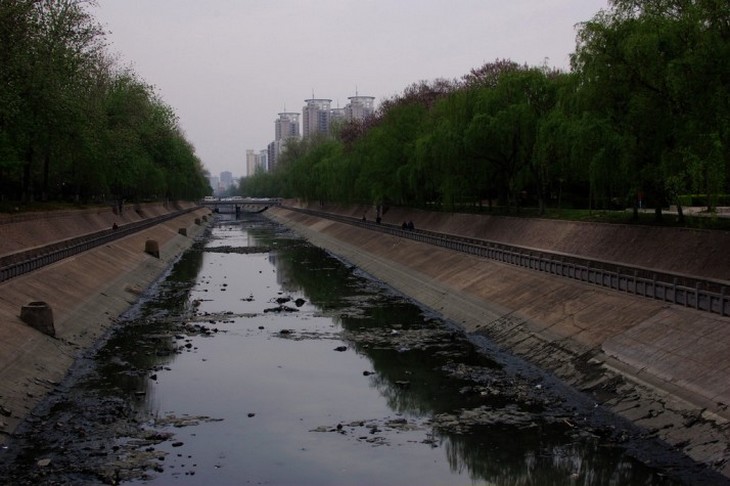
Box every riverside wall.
[0,203,212,436]
[266,202,730,479]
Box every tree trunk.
[22,146,33,203]
[676,202,684,224]
[42,150,50,201]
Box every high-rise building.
[267,141,278,172]
[246,150,260,177]
[220,171,234,190]
[330,107,346,124]
[264,94,375,173]
[269,112,302,171]
[344,95,375,121]
[259,149,269,172]
[275,112,300,141]
[302,98,332,138]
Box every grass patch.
[0,201,103,214]
[422,204,730,231]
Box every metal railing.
[282,206,729,317]
[0,207,200,283]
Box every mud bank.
[266,204,730,480]
[0,204,212,436]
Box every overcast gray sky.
[91,0,608,178]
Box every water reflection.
[89,244,207,400]
[0,213,688,485]
[242,214,679,485]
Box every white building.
[246,149,258,177]
[330,106,346,125]
[259,149,269,172]
[344,95,375,121]
[302,98,332,138]
[275,112,301,141]
[269,112,302,171]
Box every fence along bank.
[265,201,730,480]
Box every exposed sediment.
[265,203,730,479]
[0,203,212,436]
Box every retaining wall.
[0,205,211,436]
[302,201,730,282]
[266,204,730,479]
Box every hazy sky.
[91,1,608,178]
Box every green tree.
[573,0,730,219]
[464,69,555,211]
[23,0,104,201]
[351,101,428,207]
[0,0,208,205]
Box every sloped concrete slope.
[0,202,196,257]
[311,202,730,282]
[0,207,210,435]
[266,205,730,479]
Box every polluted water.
[0,212,703,485]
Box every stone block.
[20,301,55,337]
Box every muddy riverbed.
[0,214,720,485]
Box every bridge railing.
[282,205,729,317]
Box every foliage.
[0,0,210,206]
[242,2,729,220]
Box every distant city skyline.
[92,1,609,177]
[247,91,377,177]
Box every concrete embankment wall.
[0,201,194,257]
[311,202,730,282]
[266,203,730,478]
[0,204,211,436]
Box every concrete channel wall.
[265,202,730,479]
[287,206,730,316]
[0,203,212,436]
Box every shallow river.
[0,213,695,485]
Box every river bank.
[0,203,212,436]
[0,211,702,485]
[2,201,729,481]
[265,202,730,480]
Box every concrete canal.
[0,213,705,484]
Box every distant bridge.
[199,198,281,214]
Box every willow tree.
[464,68,557,212]
[423,88,477,210]
[351,100,429,207]
[573,0,730,218]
